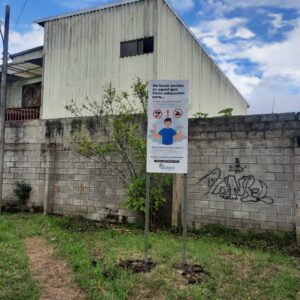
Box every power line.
[14,0,29,28]
[0,27,3,42]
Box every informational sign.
[146,80,189,174]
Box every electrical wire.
[0,27,3,42]
[14,0,29,28]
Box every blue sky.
[1,0,300,114]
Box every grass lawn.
[0,213,299,299]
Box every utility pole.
[0,5,10,214]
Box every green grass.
[0,213,299,300]
[0,217,39,300]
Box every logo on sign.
[159,163,175,171]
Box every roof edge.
[10,46,44,59]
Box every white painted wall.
[42,0,157,119]
[41,0,247,119]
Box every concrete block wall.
[295,138,300,240]
[3,119,136,223]
[2,113,300,236]
[188,113,300,233]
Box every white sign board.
[146,80,189,174]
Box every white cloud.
[9,24,44,55]
[192,17,246,38]
[238,22,300,85]
[234,27,255,39]
[219,62,261,99]
[200,0,300,16]
[248,77,300,114]
[190,18,260,97]
[192,0,300,113]
[269,13,284,30]
[168,0,194,11]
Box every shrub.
[13,181,32,205]
[65,78,171,218]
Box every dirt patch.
[221,251,252,279]
[235,261,252,279]
[59,216,109,233]
[119,259,156,273]
[26,237,86,300]
[221,252,236,262]
[176,263,210,284]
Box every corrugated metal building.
[6,0,248,120]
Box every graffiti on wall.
[199,159,274,204]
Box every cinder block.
[241,219,261,229]
[248,131,264,139]
[267,214,286,223]
[210,201,225,209]
[269,122,283,130]
[216,132,231,139]
[202,208,217,216]
[266,165,284,173]
[275,173,294,181]
[278,223,294,232]
[210,216,226,226]
[260,114,278,122]
[257,156,274,164]
[233,211,249,219]
[276,189,292,198]
[217,209,234,218]
[249,212,267,221]
[226,218,242,228]
[274,156,291,164]
[261,222,278,230]
[265,130,283,138]
[278,113,296,121]
[209,156,223,164]
[242,203,259,212]
[232,131,248,139]
[194,215,210,224]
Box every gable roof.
[35,0,249,107]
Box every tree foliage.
[218,107,234,117]
[65,78,171,216]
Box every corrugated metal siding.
[42,0,157,119]
[156,0,247,116]
[42,0,247,119]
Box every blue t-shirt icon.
[159,128,177,145]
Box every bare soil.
[26,237,86,300]
[176,263,210,284]
[119,259,156,273]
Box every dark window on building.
[121,40,138,57]
[120,37,154,58]
[143,37,154,54]
[22,82,42,108]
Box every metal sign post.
[182,173,188,264]
[144,173,150,262]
